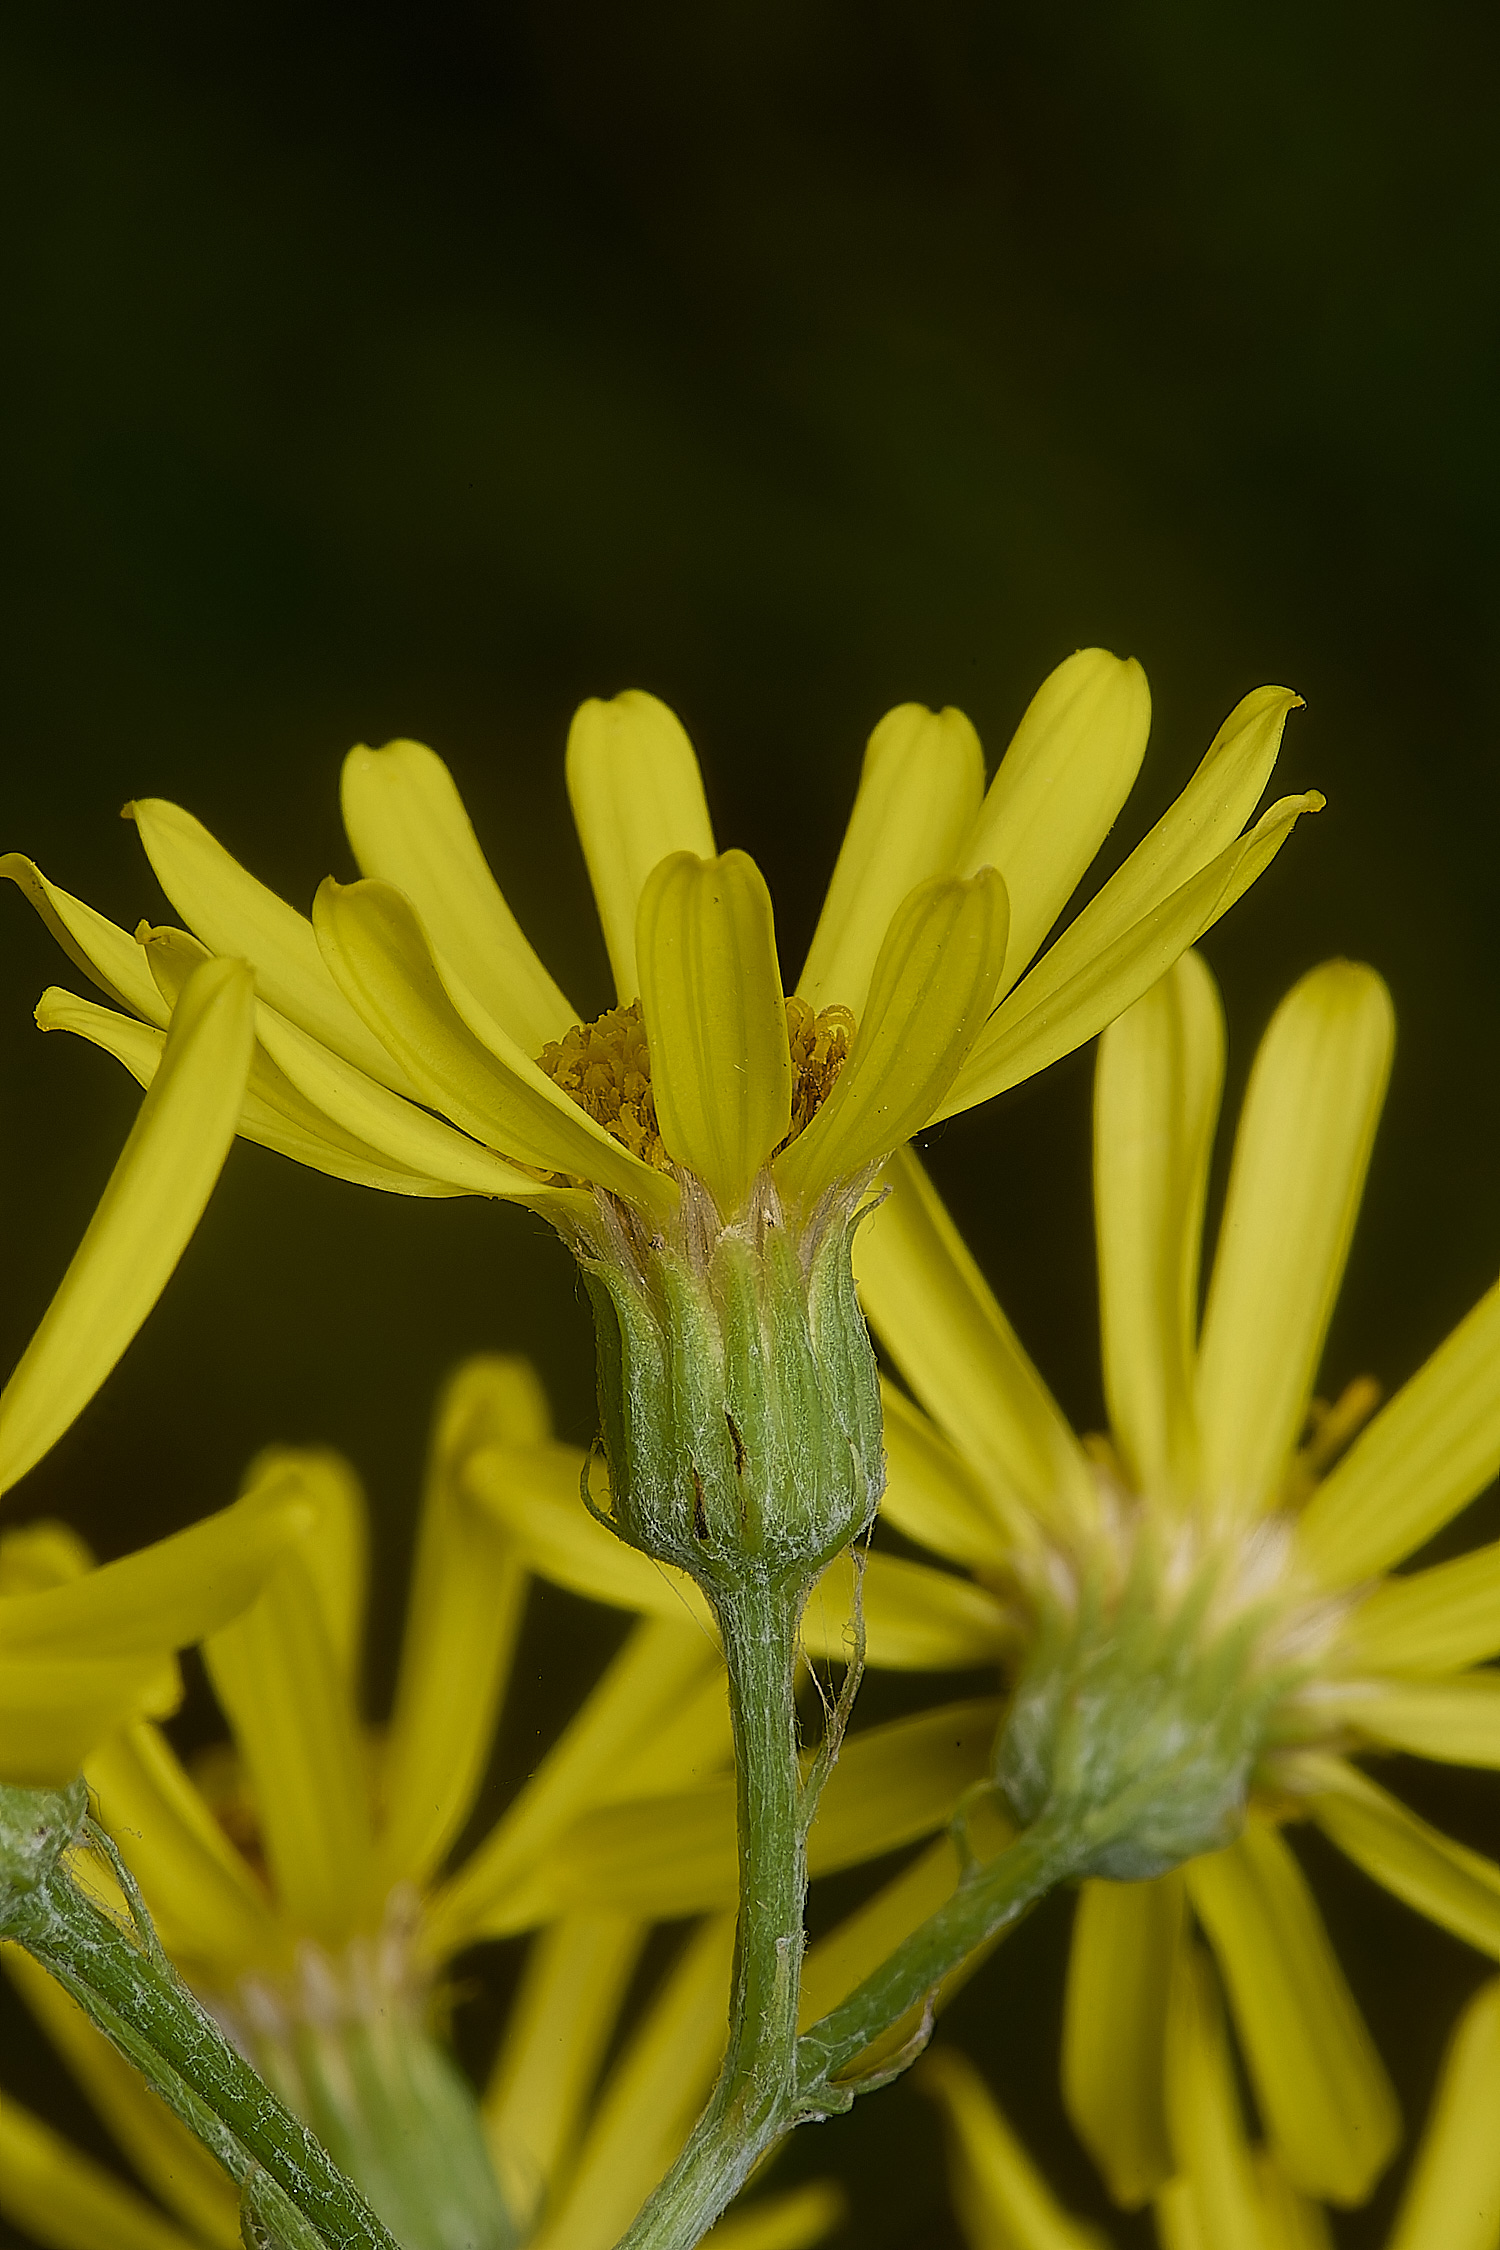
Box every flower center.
[537,994,856,1173]
[783,995,855,1145]
[537,1000,670,1170]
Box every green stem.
[792,1817,1082,2107]
[4,1830,401,2250]
[617,1576,809,2250]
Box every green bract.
[994,1541,1293,1882]
[579,1184,885,1594]
[0,1778,86,1906]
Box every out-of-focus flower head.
[855,952,1500,2212]
[1,1352,853,2250]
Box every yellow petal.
[999,679,1298,991]
[1336,1541,1500,1675]
[253,997,563,1199]
[1,1479,312,1660]
[0,2086,202,2250]
[1094,950,1224,1502]
[1062,1874,1186,2208]
[919,2045,1107,2250]
[802,1547,1011,1672]
[853,1146,1095,1542]
[1295,1280,1500,1585]
[1303,1755,1500,1959]
[137,921,524,1205]
[483,1913,646,2234]
[467,1425,1002,1672]
[126,796,422,1096]
[523,1790,742,1922]
[960,648,1152,994]
[798,703,985,1017]
[462,1438,713,1631]
[565,690,717,1004]
[1152,2180,1203,2250]
[704,2183,847,2250]
[748,1695,1007,1883]
[424,1616,724,1952]
[799,1795,1016,2069]
[313,876,677,1217]
[2,957,254,1496]
[136,919,213,1010]
[798,1832,963,2029]
[1162,1940,1274,2250]
[616,1662,733,1797]
[1252,2156,1335,2250]
[5,1949,242,2249]
[549,1699,1000,1918]
[1340,1672,1500,1766]
[35,984,476,1201]
[377,1358,536,1890]
[1195,962,1394,1519]
[1387,1976,1500,2250]
[1,854,170,1023]
[879,1380,1026,1572]
[527,1916,735,2250]
[1185,1819,1399,2201]
[0,1652,179,1786]
[340,738,577,1051]
[937,783,1321,1118]
[237,1447,366,1683]
[85,1722,278,1980]
[636,849,791,1216]
[776,869,1008,1204]
[0,1519,92,1594]
[202,1484,374,1946]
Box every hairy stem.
[5,1830,400,2250]
[793,1817,1082,2108]
[617,1575,810,2250]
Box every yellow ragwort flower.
[4,654,1316,1249]
[854,952,1500,2212]
[921,1961,1500,2250]
[1,957,308,1785]
[1,1354,844,2250]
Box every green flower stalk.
[0,1779,399,2250]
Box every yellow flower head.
[2,1353,845,2250]
[0,957,311,1785]
[4,658,1318,1597]
[4,654,1316,1247]
[856,952,1500,2211]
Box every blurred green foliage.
[2,6,1499,2243]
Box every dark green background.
[3,6,1499,2244]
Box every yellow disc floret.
[538,995,856,1181]
[537,1002,672,1173]
[783,996,855,1150]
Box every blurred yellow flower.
[1,956,307,1784]
[4,654,1317,1245]
[2,1354,846,2250]
[855,953,1500,2212]
[921,1962,1500,2250]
